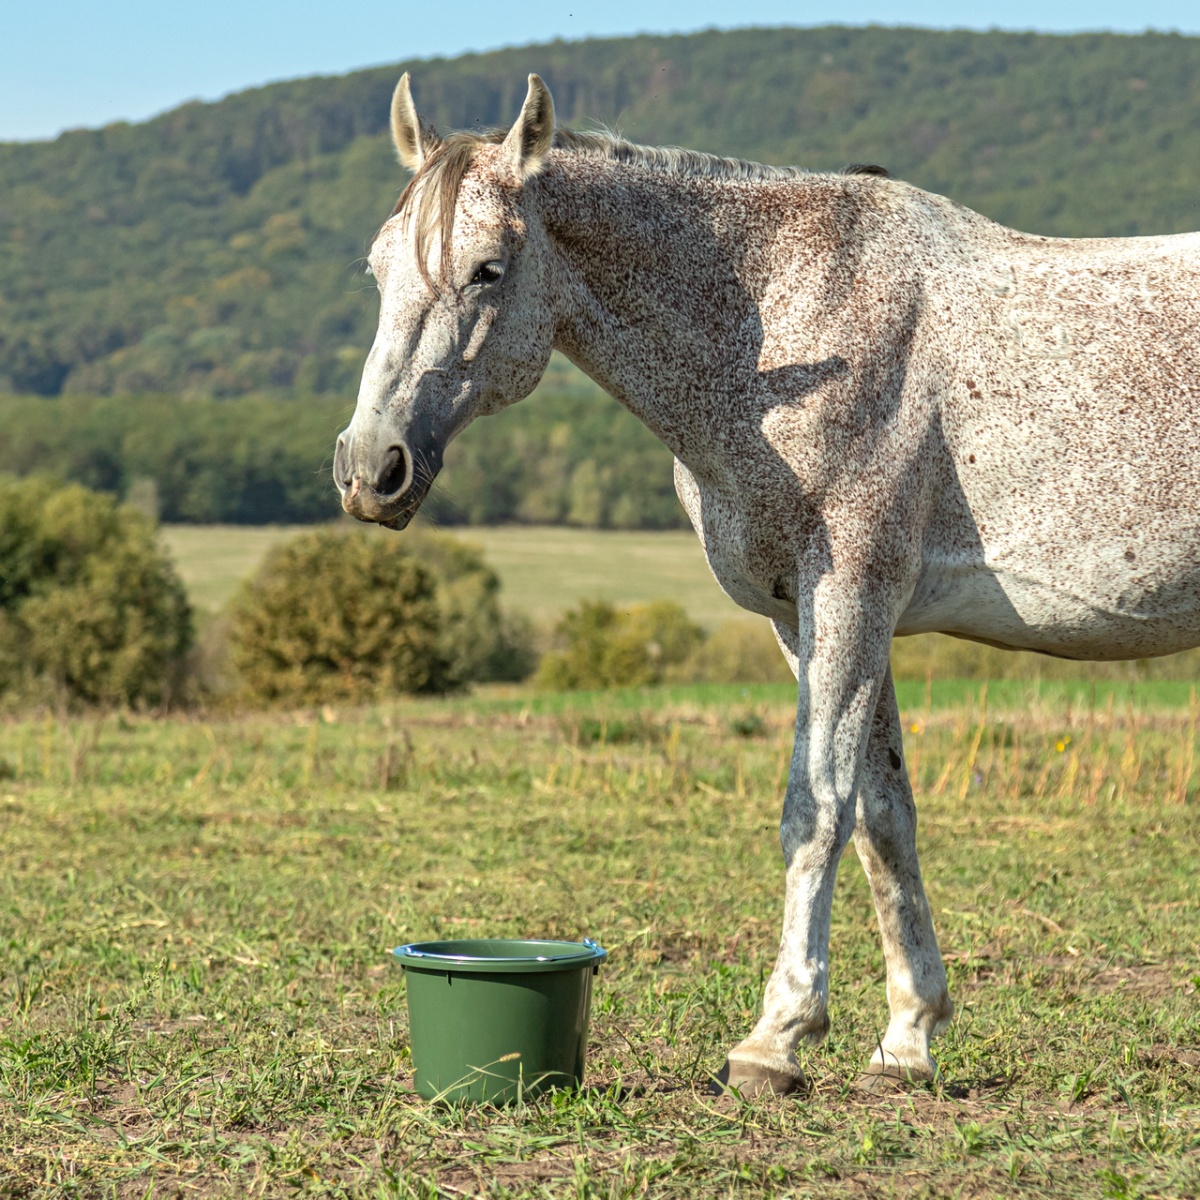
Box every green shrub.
[560,713,666,745]
[228,529,449,705]
[401,527,537,684]
[0,478,193,707]
[536,599,705,690]
[227,526,536,706]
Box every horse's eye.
[469,261,504,287]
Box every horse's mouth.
[342,482,428,530]
[379,507,418,531]
[335,432,442,531]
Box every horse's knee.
[856,776,917,836]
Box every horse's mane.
[548,128,813,182]
[383,125,886,286]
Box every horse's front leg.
[715,596,891,1097]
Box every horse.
[334,73,1200,1096]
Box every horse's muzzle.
[334,433,429,528]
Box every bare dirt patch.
[1087,963,1188,999]
[1141,1043,1200,1069]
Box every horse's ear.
[391,72,441,171]
[501,74,555,180]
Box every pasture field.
[160,524,1200,690]
[158,526,317,618]
[159,524,748,627]
[1,683,1198,1198]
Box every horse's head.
[334,74,558,528]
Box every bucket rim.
[393,937,607,974]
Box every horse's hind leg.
[853,668,953,1083]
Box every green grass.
[159,524,315,616]
[1,685,1198,1197]
[428,678,1200,719]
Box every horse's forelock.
[381,131,506,289]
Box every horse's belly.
[900,553,1200,660]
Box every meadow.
[159,523,746,628]
[1,680,1197,1197]
[162,523,1200,691]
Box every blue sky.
[3,0,1197,141]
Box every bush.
[536,600,705,690]
[227,526,536,706]
[401,527,538,685]
[0,478,193,707]
[678,620,794,684]
[228,529,449,705]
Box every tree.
[0,478,193,707]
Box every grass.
[438,678,1200,718]
[157,525,315,616]
[1,684,1198,1197]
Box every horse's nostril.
[333,435,353,490]
[377,446,409,498]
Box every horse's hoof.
[707,1058,808,1098]
[855,1063,935,1094]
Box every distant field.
[161,523,1200,690]
[159,525,312,614]
[161,522,748,627]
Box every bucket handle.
[583,938,604,975]
[398,941,606,966]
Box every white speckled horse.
[335,75,1200,1095]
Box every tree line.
[0,359,688,528]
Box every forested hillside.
[2,27,1199,527]
[2,26,1199,398]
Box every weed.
[729,711,767,739]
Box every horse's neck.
[540,164,794,463]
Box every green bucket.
[393,938,607,1103]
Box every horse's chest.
[673,460,797,622]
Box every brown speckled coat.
[335,75,1200,1095]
